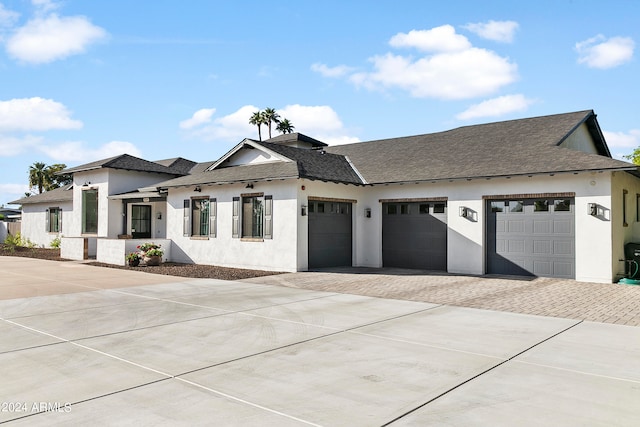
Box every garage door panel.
[487,198,575,279]
[383,202,447,271]
[308,201,352,269]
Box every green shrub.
[50,236,62,248]
[4,232,36,250]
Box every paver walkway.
[241,267,640,326]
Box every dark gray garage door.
[382,202,447,270]
[308,200,352,268]
[486,198,575,278]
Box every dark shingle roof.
[62,154,189,176]
[265,132,328,147]
[9,184,73,205]
[155,162,300,188]
[153,157,198,175]
[156,141,364,188]
[326,110,636,183]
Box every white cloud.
[0,3,20,28]
[6,13,107,64]
[310,63,355,78]
[179,108,216,130]
[32,0,60,14]
[0,134,43,156]
[180,104,359,146]
[350,48,517,100]
[38,140,141,162]
[456,94,535,120]
[0,97,82,132]
[322,25,517,100]
[0,183,30,204]
[463,20,519,43]
[603,129,640,151]
[576,35,634,69]
[389,26,471,52]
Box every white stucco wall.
[0,222,7,242]
[17,201,73,247]
[166,180,299,271]
[97,238,171,265]
[299,172,614,282]
[611,171,640,280]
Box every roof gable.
[62,154,189,176]
[207,139,293,171]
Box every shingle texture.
[9,184,73,205]
[62,154,189,176]
[265,132,328,147]
[326,110,636,183]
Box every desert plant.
[50,236,62,248]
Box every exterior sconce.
[194,186,201,192]
[301,204,307,216]
[246,183,254,189]
[365,208,371,218]
[83,181,91,187]
[588,203,597,216]
[459,206,469,218]
[156,212,162,220]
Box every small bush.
[4,232,36,250]
[50,236,62,248]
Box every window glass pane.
[308,203,314,213]
[534,200,549,212]
[400,204,409,215]
[242,196,263,238]
[192,199,209,236]
[490,201,505,213]
[508,201,523,213]
[82,189,98,234]
[49,208,60,232]
[387,204,397,215]
[317,203,325,213]
[433,203,445,213]
[419,204,429,214]
[554,199,571,212]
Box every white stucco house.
[11,110,640,283]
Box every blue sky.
[1,0,639,206]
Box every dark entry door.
[382,202,447,270]
[486,198,575,278]
[308,201,352,268]
[131,205,152,239]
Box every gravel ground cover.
[0,244,283,281]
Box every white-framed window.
[183,197,216,238]
[46,207,62,233]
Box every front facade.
[12,110,640,283]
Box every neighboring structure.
[11,110,640,283]
[8,185,73,247]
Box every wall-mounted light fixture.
[301,204,307,216]
[588,203,597,216]
[459,206,478,222]
[246,183,254,189]
[83,181,91,187]
[156,212,162,220]
[365,208,371,218]
[459,206,469,218]
[194,186,201,192]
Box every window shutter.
[58,208,63,233]
[232,197,240,238]
[45,208,50,232]
[209,198,217,238]
[183,199,190,237]
[264,195,273,239]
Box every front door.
[131,205,152,239]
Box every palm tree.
[28,162,49,194]
[249,111,266,141]
[262,107,281,139]
[276,118,295,134]
[44,163,71,191]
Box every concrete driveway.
[1,257,640,426]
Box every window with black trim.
[46,207,62,233]
[433,203,445,214]
[419,204,429,214]
[183,197,217,238]
[554,199,571,212]
[232,195,273,240]
[82,189,98,234]
[534,200,549,212]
